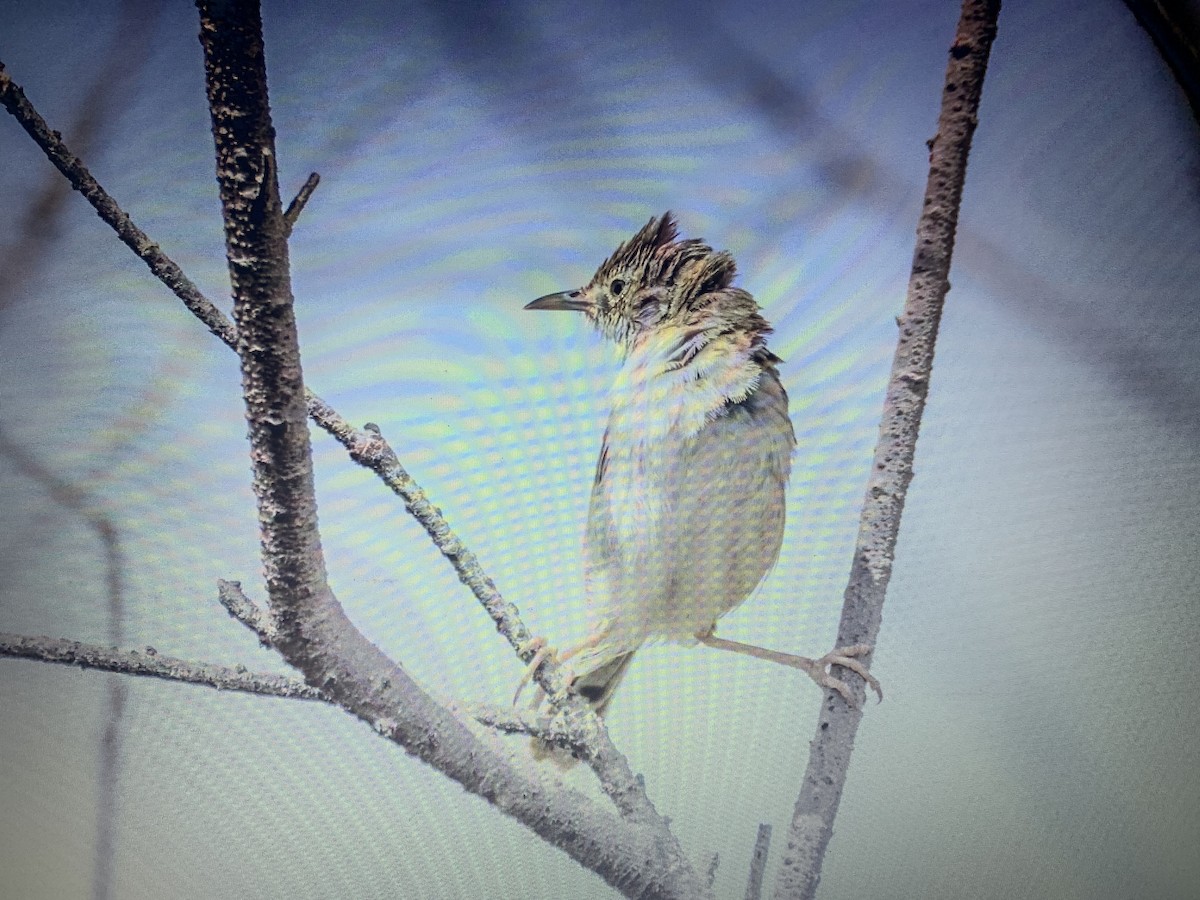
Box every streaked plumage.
[523,215,878,753]
[527,213,795,714]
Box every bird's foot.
[513,636,559,706]
[797,644,882,707]
[512,628,612,707]
[696,629,882,707]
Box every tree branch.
[0,630,628,745]
[772,2,1002,897]
[282,171,320,236]
[0,632,326,700]
[0,63,236,347]
[216,578,275,645]
[745,823,771,900]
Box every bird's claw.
[806,644,882,707]
[513,637,557,706]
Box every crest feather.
[676,250,737,302]
[593,212,678,283]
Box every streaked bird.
[521,213,879,748]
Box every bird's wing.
[658,366,795,634]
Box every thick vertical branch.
[773,2,1002,897]
[197,0,326,630]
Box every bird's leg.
[696,627,882,706]
[513,636,556,706]
[511,625,611,707]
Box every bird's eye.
[610,278,626,296]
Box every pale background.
[1,1,1198,898]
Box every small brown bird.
[521,213,878,734]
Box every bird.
[519,212,879,744]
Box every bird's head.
[526,212,770,354]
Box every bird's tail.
[531,650,636,767]
[572,650,636,717]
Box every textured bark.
[772,2,1002,898]
[0,633,325,699]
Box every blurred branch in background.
[0,4,158,900]
[0,0,156,315]
[745,823,771,900]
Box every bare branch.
[745,824,771,900]
[773,2,1002,897]
[0,63,236,346]
[283,171,320,236]
[0,632,326,700]
[217,578,275,645]
[464,701,583,748]
[338,422,570,689]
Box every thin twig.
[773,2,1002,897]
[0,632,327,700]
[0,632,597,734]
[745,824,771,900]
[337,423,569,691]
[0,63,236,347]
[217,578,275,645]
[464,701,582,746]
[283,171,320,236]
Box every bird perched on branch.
[520,213,879,739]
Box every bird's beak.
[525,290,592,312]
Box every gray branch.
[0,632,326,700]
[745,823,771,900]
[772,1,1002,897]
[0,63,236,346]
[282,171,320,235]
[217,578,275,646]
